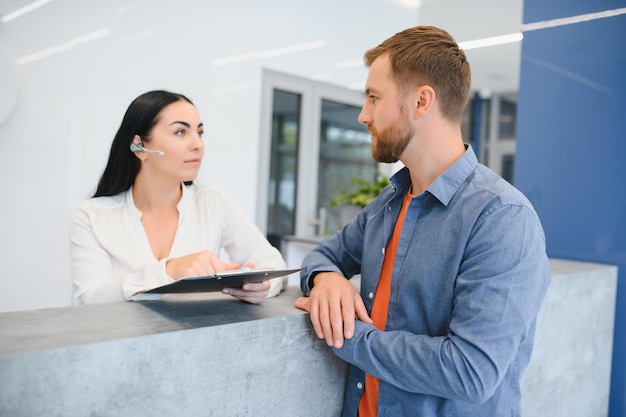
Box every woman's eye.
[175,129,185,136]
[198,130,205,138]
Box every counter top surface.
[0,285,307,356]
[0,258,616,358]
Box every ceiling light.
[213,40,326,66]
[15,29,111,65]
[1,0,53,23]
[459,33,523,50]
[387,0,422,8]
[522,7,626,31]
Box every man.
[295,26,550,416]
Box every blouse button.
[368,292,374,299]
[357,382,363,390]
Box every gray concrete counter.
[0,286,347,417]
[0,287,307,356]
[0,259,618,417]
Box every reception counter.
[0,286,347,416]
[0,259,618,416]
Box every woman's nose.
[194,133,204,149]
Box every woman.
[70,90,287,304]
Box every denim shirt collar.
[389,144,478,206]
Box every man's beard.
[370,109,413,163]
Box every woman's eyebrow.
[169,121,203,129]
[169,121,191,128]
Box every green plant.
[329,171,390,208]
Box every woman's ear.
[131,135,145,161]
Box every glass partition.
[317,99,374,233]
[267,90,300,250]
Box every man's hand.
[295,272,373,348]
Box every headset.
[130,141,164,156]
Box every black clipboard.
[137,268,301,295]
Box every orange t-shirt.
[358,189,413,417]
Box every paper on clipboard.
[129,267,301,301]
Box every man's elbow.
[450,362,502,404]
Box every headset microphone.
[130,143,165,156]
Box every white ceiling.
[0,0,523,96]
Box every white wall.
[0,0,421,312]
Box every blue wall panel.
[515,3,626,416]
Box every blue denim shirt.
[301,146,551,417]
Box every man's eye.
[369,95,377,103]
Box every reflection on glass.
[267,90,300,250]
[318,99,375,233]
[501,153,515,184]
[498,95,517,139]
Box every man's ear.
[412,85,436,117]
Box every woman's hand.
[165,250,240,279]
[166,254,268,304]
[222,279,270,305]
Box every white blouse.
[70,182,287,304]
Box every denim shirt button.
[357,382,363,390]
[368,292,374,299]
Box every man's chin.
[372,151,398,164]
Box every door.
[257,69,380,250]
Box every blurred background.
[0,0,522,311]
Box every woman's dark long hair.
[93,90,194,197]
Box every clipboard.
[132,267,302,297]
